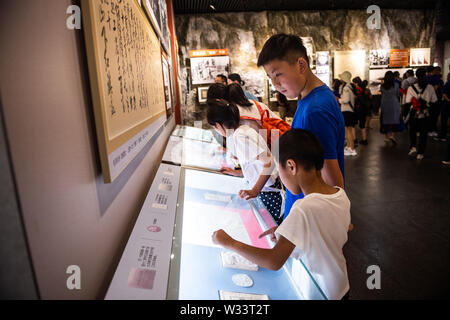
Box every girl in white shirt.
[206,99,284,223]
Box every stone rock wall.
[175,9,436,125]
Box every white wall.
[0,0,174,299]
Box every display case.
[106,126,327,300]
[162,125,235,172]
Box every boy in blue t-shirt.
[257,34,346,219]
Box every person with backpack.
[405,67,438,160]
[380,71,401,145]
[228,83,290,148]
[206,99,285,224]
[339,71,357,156]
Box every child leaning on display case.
[212,129,352,300]
[206,98,284,224]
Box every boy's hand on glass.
[212,229,233,248]
[258,226,278,243]
[238,188,259,200]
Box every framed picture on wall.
[159,0,171,54]
[81,0,166,183]
[370,49,390,68]
[410,48,431,67]
[198,86,209,103]
[190,55,230,85]
[162,52,173,116]
[143,0,162,38]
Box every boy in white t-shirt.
[207,99,284,223]
[212,128,352,300]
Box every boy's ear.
[286,159,297,176]
[297,57,308,74]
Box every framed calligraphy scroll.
[82,0,166,183]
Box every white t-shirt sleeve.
[233,127,267,165]
[275,203,309,252]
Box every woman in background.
[380,71,400,145]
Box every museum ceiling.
[172,0,439,14]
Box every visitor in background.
[362,80,374,130]
[228,73,259,101]
[276,91,289,120]
[401,69,416,90]
[437,72,450,142]
[352,77,370,145]
[215,74,228,85]
[339,71,357,156]
[405,67,438,160]
[380,71,401,145]
[332,79,342,99]
[393,71,402,89]
[427,66,444,138]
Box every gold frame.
[82,0,166,183]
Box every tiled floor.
[343,119,450,299]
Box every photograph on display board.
[190,56,230,85]
[81,0,166,183]
[241,70,265,97]
[159,0,171,54]
[198,86,209,103]
[143,0,162,37]
[410,48,431,67]
[162,53,172,114]
[370,49,390,68]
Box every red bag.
[240,100,291,149]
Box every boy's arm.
[212,229,295,271]
[322,159,344,189]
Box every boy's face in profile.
[277,161,302,195]
[263,57,307,100]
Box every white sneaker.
[350,149,357,156]
[408,147,417,156]
[344,147,353,156]
[416,154,424,160]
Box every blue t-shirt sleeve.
[302,111,338,160]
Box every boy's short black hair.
[277,129,324,171]
[257,34,309,67]
[206,99,240,130]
